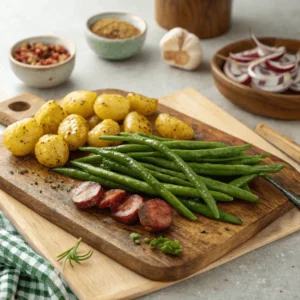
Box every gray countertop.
[0,0,299,299]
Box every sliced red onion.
[223,60,251,84]
[265,59,296,72]
[251,34,279,56]
[248,47,286,80]
[251,72,293,93]
[229,48,259,62]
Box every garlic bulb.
[160,27,202,70]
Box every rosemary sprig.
[57,238,93,271]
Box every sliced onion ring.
[248,47,286,80]
[224,60,251,84]
[229,48,259,62]
[251,34,279,56]
[251,72,292,93]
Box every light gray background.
[0,0,299,299]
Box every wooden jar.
[155,0,232,39]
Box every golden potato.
[127,93,158,116]
[155,113,194,140]
[35,134,69,168]
[123,111,152,134]
[3,117,43,156]
[61,90,97,118]
[58,114,89,150]
[34,100,67,134]
[88,119,122,147]
[94,94,130,121]
[87,114,101,130]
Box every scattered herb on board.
[57,238,93,271]
[150,236,182,256]
[130,232,141,245]
[91,18,140,39]
[144,237,150,244]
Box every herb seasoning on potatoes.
[3,90,195,168]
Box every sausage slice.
[98,189,126,209]
[71,181,104,209]
[112,194,144,225]
[138,199,173,232]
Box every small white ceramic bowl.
[9,36,76,88]
[85,12,147,60]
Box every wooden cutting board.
[0,88,299,299]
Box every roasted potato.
[3,117,43,156]
[88,119,122,147]
[34,100,67,134]
[35,134,69,168]
[58,114,89,150]
[87,114,101,130]
[61,90,98,118]
[155,113,194,140]
[94,94,130,121]
[123,111,152,134]
[127,93,158,116]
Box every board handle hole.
[8,101,31,112]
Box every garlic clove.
[160,27,202,70]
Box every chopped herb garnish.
[149,236,182,256]
[144,237,150,244]
[130,232,141,244]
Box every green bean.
[164,185,233,201]
[221,153,270,165]
[138,161,260,203]
[163,141,227,149]
[180,199,243,225]
[53,168,135,191]
[199,153,269,164]
[81,144,251,160]
[100,158,233,201]
[134,133,174,141]
[229,174,261,188]
[136,157,284,176]
[140,162,188,180]
[73,154,103,164]
[72,157,196,221]
[102,144,153,153]
[242,184,251,192]
[100,134,220,219]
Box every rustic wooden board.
[0,88,299,299]
[0,89,299,282]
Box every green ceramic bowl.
[85,12,147,60]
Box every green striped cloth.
[0,211,76,300]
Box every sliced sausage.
[138,199,173,232]
[98,189,126,209]
[111,194,144,225]
[71,181,104,209]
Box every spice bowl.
[211,37,300,120]
[9,36,76,88]
[85,12,147,60]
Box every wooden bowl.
[211,37,300,120]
